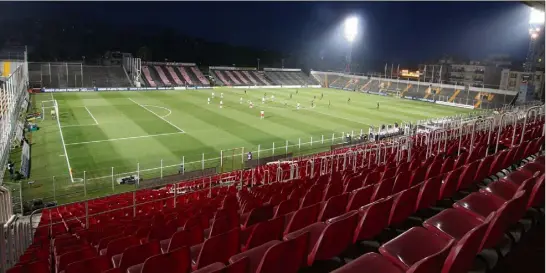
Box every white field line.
[85,106,99,125]
[85,136,350,182]
[61,124,99,128]
[142,105,172,118]
[65,132,185,146]
[128,98,185,133]
[51,93,75,183]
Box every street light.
[343,16,358,73]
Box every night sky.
[0,1,535,69]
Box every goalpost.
[40,100,58,120]
[220,147,245,174]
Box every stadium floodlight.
[529,8,545,25]
[344,17,358,42]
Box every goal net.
[41,100,59,120]
[220,147,245,174]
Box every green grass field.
[13,87,472,205]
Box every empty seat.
[378,227,453,271]
[353,196,394,243]
[242,205,274,228]
[191,263,225,273]
[323,183,344,201]
[284,203,320,236]
[57,248,97,273]
[415,176,442,211]
[346,185,373,212]
[191,228,240,270]
[331,253,404,273]
[127,246,191,273]
[100,236,140,259]
[274,199,299,218]
[229,240,281,273]
[371,177,394,202]
[65,256,112,273]
[110,241,161,273]
[317,193,349,222]
[388,185,420,226]
[241,217,284,251]
[285,211,358,266]
[6,261,49,273]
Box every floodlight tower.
[344,17,358,73]
[518,8,545,103]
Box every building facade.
[499,69,544,100]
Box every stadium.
[0,2,545,273]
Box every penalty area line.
[128,98,185,132]
[85,106,99,125]
[65,132,185,146]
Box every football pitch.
[20,87,472,204]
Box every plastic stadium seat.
[441,221,490,273]
[256,231,309,273]
[273,199,299,218]
[284,203,320,236]
[454,186,531,221]
[456,161,480,190]
[323,183,344,201]
[57,248,97,273]
[127,246,191,273]
[100,236,140,259]
[440,157,455,174]
[6,261,49,273]
[528,174,545,208]
[353,197,394,243]
[96,235,124,253]
[191,262,225,273]
[423,209,495,243]
[241,217,284,251]
[379,227,453,272]
[438,168,463,200]
[65,256,112,273]
[331,253,404,273]
[371,177,394,202]
[285,211,358,266]
[300,189,323,208]
[388,185,420,226]
[225,256,250,273]
[474,155,494,182]
[110,240,161,273]
[345,185,373,212]
[363,171,382,186]
[207,217,232,239]
[425,160,443,181]
[408,166,427,186]
[317,193,349,222]
[344,176,363,193]
[415,176,442,211]
[161,229,191,254]
[391,172,410,194]
[241,204,274,228]
[191,228,240,270]
[229,240,281,273]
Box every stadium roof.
[522,1,545,12]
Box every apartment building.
[500,69,544,100]
[447,62,503,89]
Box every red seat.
[323,183,344,201]
[127,247,191,273]
[440,157,454,174]
[111,241,161,273]
[317,193,349,222]
[388,185,420,226]
[391,172,410,194]
[438,168,462,200]
[456,161,480,190]
[273,199,299,218]
[415,176,442,211]
[6,261,49,273]
[441,221,490,273]
[57,248,97,273]
[256,231,309,273]
[379,227,454,272]
[474,155,494,182]
[345,185,373,212]
[241,204,274,228]
[300,189,323,208]
[344,176,363,193]
[284,203,320,236]
[353,197,394,243]
[528,174,545,207]
[191,262,225,273]
[100,236,140,259]
[331,253,403,273]
[285,211,358,266]
[425,160,443,180]
[207,217,232,239]
[230,240,280,273]
[161,229,191,254]
[408,166,427,186]
[65,256,111,273]
[452,192,506,220]
[363,171,382,186]
[241,217,284,251]
[371,177,394,202]
[191,228,240,270]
